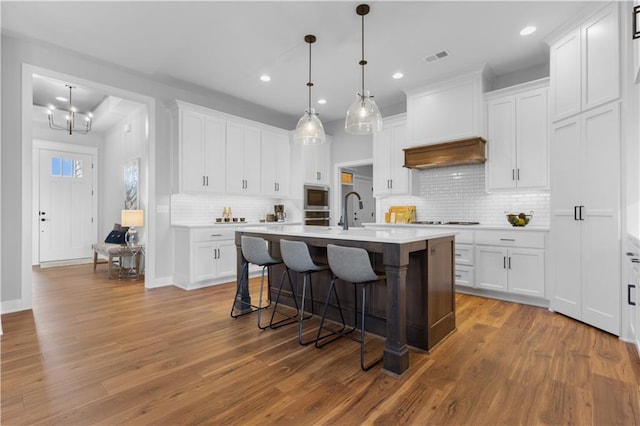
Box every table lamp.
[121,209,144,246]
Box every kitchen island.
[234,225,456,376]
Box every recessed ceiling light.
[55,96,68,102]
[317,98,327,105]
[392,72,404,80]
[260,74,271,82]
[520,26,537,36]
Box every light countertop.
[238,225,455,244]
[172,222,302,229]
[362,222,550,232]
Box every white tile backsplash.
[171,194,302,225]
[379,164,549,226]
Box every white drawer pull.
[499,238,515,241]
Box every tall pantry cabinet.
[548,2,621,335]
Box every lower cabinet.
[475,230,545,298]
[174,227,237,290]
[453,230,475,288]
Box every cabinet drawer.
[192,228,235,242]
[475,230,545,248]
[455,265,474,288]
[455,243,474,265]
[453,229,474,244]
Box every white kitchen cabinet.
[261,130,291,196]
[549,3,619,122]
[226,122,262,194]
[624,238,640,353]
[373,115,410,196]
[174,228,237,290]
[454,243,475,288]
[177,104,226,193]
[485,81,548,191]
[302,141,330,185]
[475,230,545,297]
[549,102,620,335]
[406,69,486,146]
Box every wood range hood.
[403,137,487,169]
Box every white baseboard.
[455,286,550,309]
[146,275,174,289]
[1,298,27,314]
[39,258,93,268]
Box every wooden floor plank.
[1,264,639,425]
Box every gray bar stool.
[230,235,283,330]
[278,239,329,345]
[316,244,385,371]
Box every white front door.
[39,149,94,262]
[351,176,374,227]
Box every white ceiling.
[3,1,599,125]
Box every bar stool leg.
[298,273,311,345]
[315,277,349,347]
[268,268,300,329]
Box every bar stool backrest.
[280,239,322,273]
[241,236,277,266]
[327,244,379,283]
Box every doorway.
[17,64,157,313]
[336,163,375,228]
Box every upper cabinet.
[261,129,291,197]
[405,69,486,146]
[485,80,549,191]
[549,3,619,122]
[175,102,226,193]
[302,141,331,186]
[373,115,410,196]
[226,122,262,195]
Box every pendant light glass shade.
[294,34,326,145]
[345,4,382,135]
[345,91,382,135]
[295,107,326,145]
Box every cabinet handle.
[512,169,515,181]
[202,176,206,186]
[317,172,321,181]
[210,234,222,237]
[629,284,636,306]
[455,253,462,257]
[503,256,507,269]
[517,169,520,181]
[633,259,640,264]
[574,206,578,221]
[455,274,462,278]
[206,176,209,186]
[499,238,515,242]
[508,257,512,269]
[579,205,585,220]
[626,252,638,257]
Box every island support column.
[382,243,411,376]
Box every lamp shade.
[345,92,383,135]
[294,108,326,145]
[121,209,144,228]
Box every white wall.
[1,33,297,308]
[100,105,147,242]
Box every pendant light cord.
[361,13,365,98]
[308,39,312,113]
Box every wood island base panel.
[233,225,456,376]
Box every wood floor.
[2,265,640,425]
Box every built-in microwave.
[304,185,330,211]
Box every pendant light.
[294,34,326,145]
[345,3,382,135]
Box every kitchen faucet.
[342,191,363,230]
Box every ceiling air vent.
[424,50,450,63]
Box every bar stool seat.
[230,235,282,329]
[316,244,385,371]
[277,239,329,345]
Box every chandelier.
[47,85,93,135]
